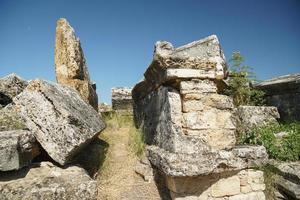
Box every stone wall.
[255,73,300,122]
[133,35,268,199]
[111,87,133,113]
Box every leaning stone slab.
[0,130,38,171]
[0,162,97,200]
[13,80,106,165]
[0,73,28,107]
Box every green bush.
[224,52,266,106]
[240,122,300,161]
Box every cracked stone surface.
[13,79,105,165]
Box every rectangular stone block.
[183,129,236,150]
[182,100,204,112]
[211,175,241,197]
[182,109,235,130]
[180,80,217,95]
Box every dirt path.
[97,125,164,200]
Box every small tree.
[225,52,265,106]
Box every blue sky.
[0,0,299,104]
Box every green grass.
[240,122,300,161]
[128,125,145,158]
[102,111,145,158]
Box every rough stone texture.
[255,73,300,121]
[133,35,266,200]
[0,130,39,171]
[147,145,268,177]
[55,18,98,110]
[13,79,106,165]
[111,87,133,112]
[271,161,300,200]
[167,169,265,200]
[0,104,26,131]
[0,162,97,200]
[0,74,28,107]
[234,106,280,134]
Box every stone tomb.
[132,35,268,199]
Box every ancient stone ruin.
[55,18,98,111]
[0,18,106,199]
[111,87,133,113]
[132,35,268,199]
[255,73,300,122]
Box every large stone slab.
[0,130,38,171]
[55,18,98,110]
[0,162,97,200]
[147,145,268,177]
[13,79,106,165]
[0,73,28,107]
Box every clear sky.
[0,0,299,104]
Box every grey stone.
[0,73,28,107]
[255,73,300,122]
[0,130,38,171]
[147,145,268,177]
[269,161,300,200]
[0,162,97,200]
[13,79,106,165]
[234,106,280,134]
[111,87,133,111]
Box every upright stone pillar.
[55,18,98,111]
[132,35,268,199]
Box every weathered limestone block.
[234,106,280,134]
[255,73,300,121]
[111,87,133,111]
[147,145,268,177]
[180,79,217,94]
[13,80,106,165]
[55,18,98,110]
[0,73,28,107]
[0,162,97,200]
[0,130,38,171]
[167,169,265,200]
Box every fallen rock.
[134,156,154,182]
[13,79,106,165]
[55,18,98,110]
[0,74,28,107]
[234,106,280,134]
[0,130,39,171]
[0,162,97,200]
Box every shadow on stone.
[73,137,109,178]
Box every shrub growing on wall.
[224,52,266,106]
